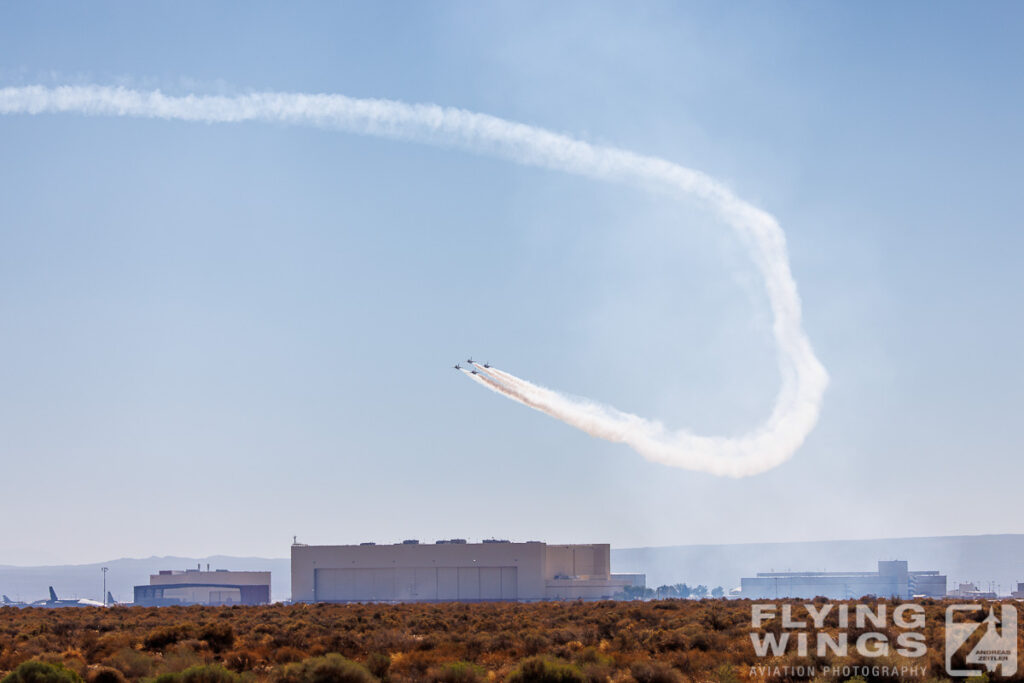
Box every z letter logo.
[946,605,1017,677]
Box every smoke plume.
[0,84,828,477]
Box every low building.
[291,540,644,602]
[134,567,271,606]
[948,582,998,600]
[740,560,946,599]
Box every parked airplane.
[31,586,106,608]
[2,594,29,608]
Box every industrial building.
[949,582,998,599]
[740,560,946,599]
[134,567,271,606]
[291,540,645,602]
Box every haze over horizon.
[2,531,1021,567]
[1,2,1021,566]
[3,534,1023,605]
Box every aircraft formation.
[453,358,491,375]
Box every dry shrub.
[506,657,587,683]
[102,648,154,681]
[628,662,680,683]
[522,635,550,657]
[365,654,391,680]
[548,632,577,647]
[665,650,714,677]
[3,663,81,683]
[579,661,614,683]
[197,625,234,655]
[84,634,133,664]
[394,651,447,678]
[574,648,614,683]
[86,667,127,683]
[273,654,376,683]
[223,651,260,674]
[427,662,484,683]
[365,631,414,654]
[143,626,193,652]
[272,648,307,665]
[2,661,83,683]
[152,664,238,683]
[0,648,31,672]
[712,664,738,683]
[160,645,206,675]
[35,653,86,679]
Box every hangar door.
[315,567,517,602]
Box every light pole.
[102,567,109,606]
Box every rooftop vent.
[359,542,376,546]
[402,539,420,545]
[482,539,511,544]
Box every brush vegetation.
[0,600,1016,683]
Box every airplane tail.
[2,594,11,604]
[107,591,115,605]
[49,586,58,602]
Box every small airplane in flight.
[453,364,462,370]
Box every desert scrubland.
[1,600,1020,683]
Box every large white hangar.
[291,539,645,603]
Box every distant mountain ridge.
[2,534,1021,603]
[0,556,289,605]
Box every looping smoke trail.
[0,84,828,477]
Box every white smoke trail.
[462,368,531,407]
[470,363,579,426]
[0,84,828,477]
[471,362,529,391]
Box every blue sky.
[1,2,1021,565]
